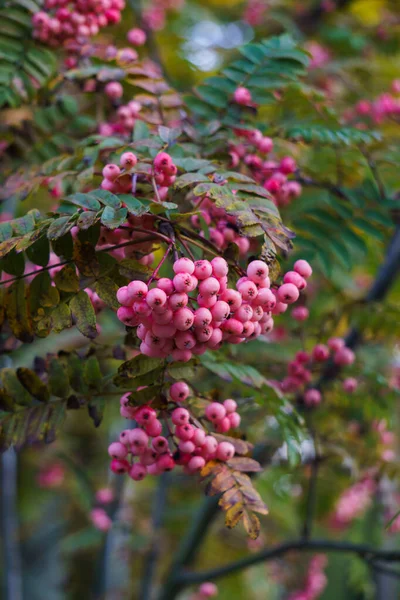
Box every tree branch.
[177,539,400,587]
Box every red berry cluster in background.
[116,257,312,362]
[108,383,241,480]
[279,336,356,406]
[32,0,125,53]
[227,106,302,208]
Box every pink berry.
[194,260,213,280]
[157,278,174,295]
[120,152,137,168]
[128,280,148,301]
[179,440,195,454]
[247,260,269,283]
[171,407,190,425]
[151,436,169,453]
[279,156,296,174]
[152,323,176,338]
[223,399,237,413]
[129,429,149,453]
[229,412,241,428]
[205,402,226,422]
[173,307,194,331]
[102,164,120,181]
[258,137,274,154]
[211,300,230,322]
[216,441,235,461]
[169,292,188,310]
[293,259,312,279]
[173,257,195,275]
[199,583,218,597]
[129,463,147,481]
[110,458,130,474]
[216,416,231,433]
[203,436,218,455]
[235,304,253,322]
[304,389,321,406]
[127,27,146,46]
[145,419,163,437]
[220,289,242,311]
[194,307,212,327]
[283,271,304,288]
[237,280,258,301]
[154,152,173,172]
[156,455,175,472]
[222,318,244,336]
[170,381,190,402]
[291,306,309,321]
[328,337,345,352]
[105,81,123,100]
[175,424,194,440]
[211,256,229,278]
[108,442,128,459]
[188,456,205,471]
[233,86,252,105]
[343,377,358,393]
[175,331,196,350]
[253,288,275,309]
[173,272,197,293]
[135,406,157,425]
[199,277,220,297]
[277,283,300,304]
[146,287,167,309]
[334,347,355,366]
[192,428,206,446]
[207,327,223,347]
[312,344,330,362]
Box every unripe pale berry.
[199,582,218,597]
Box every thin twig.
[302,440,320,540]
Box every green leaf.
[51,303,72,333]
[66,192,101,211]
[117,355,164,379]
[83,356,102,390]
[25,234,50,267]
[54,265,80,293]
[100,206,128,229]
[91,189,121,208]
[119,195,149,216]
[158,125,182,144]
[47,216,73,240]
[5,281,34,342]
[16,368,49,402]
[1,368,33,406]
[88,397,106,428]
[94,277,119,309]
[69,291,98,339]
[48,358,70,398]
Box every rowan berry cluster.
[108,383,240,480]
[228,114,302,208]
[280,336,356,406]
[101,151,176,202]
[116,257,311,362]
[32,0,124,51]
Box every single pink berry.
[127,27,146,46]
[211,256,229,278]
[229,412,241,428]
[169,292,188,310]
[279,156,296,174]
[199,277,220,297]
[170,381,190,402]
[343,377,358,393]
[293,259,312,279]
[291,306,309,321]
[129,429,149,454]
[157,277,174,295]
[108,442,128,459]
[128,280,148,301]
[105,81,123,100]
[199,582,218,597]
[102,164,120,181]
[194,307,212,327]
[211,300,230,322]
[216,441,235,461]
[283,271,304,288]
[154,152,173,172]
[192,428,206,446]
[173,272,197,293]
[173,307,194,331]
[144,419,163,437]
[312,344,330,362]
[220,289,242,311]
[233,86,252,105]
[173,257,195,275]
[110,458,130,474]
[188,456,206,471]
[194,259,213,280]
[120,152,137,168]
[304,389,321,406]
[223,399,237,413]
[135,406,157,425]
[334,347,355,366]
[146,288,167,309]
[205,402,226,422]
[328,337,345,352]
[179,440,195,454]
[156,455,175,472]
[151,436,169,453]
[247,260,269,283]
[237,280,258,301]
[175,424,195,441]
[129,463,147,481]
[277,283,300,304]
[171,407,190,425]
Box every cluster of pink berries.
[288,555,328,600]
[100,151,176,202]
[32,0,124,52]
[346,83,400,125]
[116,257,311,362]
[99,99,143,137]
[280,337,356,406]
[188,582,218,599]
[109,384,240,480]
[228,121,302,207]
[331,478,376,527]
[374,419,396,463]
